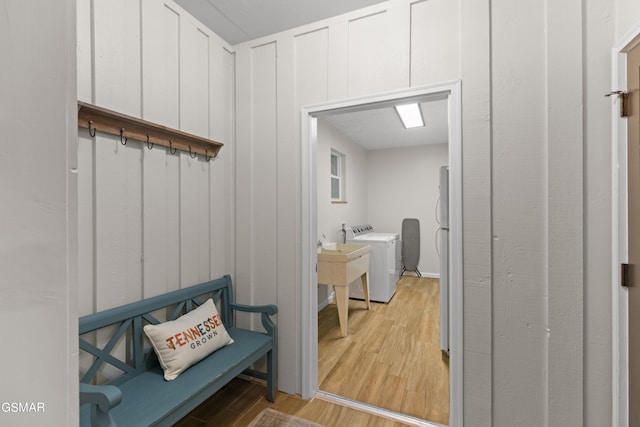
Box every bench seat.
[79,275,277,427]
[80,328,271,426]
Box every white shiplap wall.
[77,0,235,317]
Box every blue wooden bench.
[79,275,277,427]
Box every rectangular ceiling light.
[394,103,424,129]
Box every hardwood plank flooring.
[175,377,413,426]
[318,276,449,425]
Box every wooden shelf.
[77,102,223,159]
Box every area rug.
[247,408,323,427]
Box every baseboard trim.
[317,290,335,311]
[315,390,445,427]
[420,272,440,279]
[400,271,440,279]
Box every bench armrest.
[80,383,122,427]
[230,303,277,336]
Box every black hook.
[119,128,127,145]
[146,135,153,150]
[205,150,212,162]
[189,146,197,159]
[169,140,177,155]
[88,120,96,137]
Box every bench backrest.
[79,275,235,386]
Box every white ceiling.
[175,0,387,45]
[175,0,450,150]
[318,97,449,150]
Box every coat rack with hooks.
[77,102,223,160]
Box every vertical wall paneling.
[180,24,211,287]
[93,0,142,116]
[347,11,390,97]
[385,0,411,89]
[142,2,181,128]
[165,1,184,294]
[93,0,143,310]
[196,27,212,284]
[251,42,279,310]
[277,35,299,393]
[124,145,144,304]
[76,0,92,102]
[140,1,180,298]
[198,159,212,282]
[410,0,460,86]
[295,28,330,107]
[179,147,203,287]
[234,47,254,328]
[208,47,235,279]
[546,0,584,424]
[77,131,95,317]
[295,28,330,324]
[141,145,170,298]
[584,0,615,425]
[492,0,546,424]
[208,39,222,280]
[327,23,349,100]
[165,152,182,288]
[78,0,234,317]
[93,137,133,380]
[225,48,236,278]
[77,130,96,378]
[459,0,492,423]
[93,138,132,311]
[180,27,210,136]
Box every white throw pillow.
[143,298,234,380]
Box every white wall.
[76,0,235,321]
[317,120,369,244]
[0,1,77,426]
[368,144,448,277]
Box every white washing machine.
[345,224,401,303]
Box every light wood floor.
[318,276,450,425]
[175,377,413,426]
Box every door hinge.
[621,263,630,287]
[605,91,629,117]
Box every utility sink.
[317,243,371,337]
[317,243,370,262]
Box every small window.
[331,150,345,201]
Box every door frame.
[612,20,640,427]
[300,81,463,426]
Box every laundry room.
[315,97,449,309]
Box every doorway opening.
[301,82,462,426]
